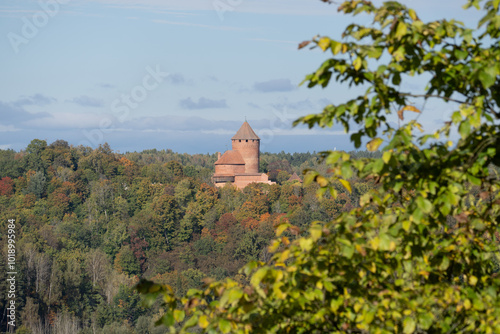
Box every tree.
[115,245,141,276]
[86,248,110,289]
[25,170,46,199]
[0,176,14,196]
[138,1,500,333]
[25,139,48,172]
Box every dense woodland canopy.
[0,140,379,333]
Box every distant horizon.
[6,135,351,156]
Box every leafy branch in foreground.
[138,1,500,333]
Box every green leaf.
[330,40,342,54]
[227,289,244,305]
[395,21,408,39]
[326,151,342,164]
[454,49,468,60]
[416,196,433,214]
[342,244,355,259]
[219,319,232,334]
[478,67,496,89]
[418,312,434,330]
[341,162,353,178]
[439,256,450,270]
[161,312,175,327]
[403,317,416,333]
[458,119,471,138]
[373,159,384,173]
[183,315,198,329]
[379,233,395,251]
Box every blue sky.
[0,0,482,153]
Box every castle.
[212,121,274,189]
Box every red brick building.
[212,121,274,189]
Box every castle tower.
[231,121,260,174]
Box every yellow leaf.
[408,9,418,21]
[402,220,411,232]
[198,315,209,329]
[299,238,314,251]
[389,241,396,251]
[382,151,392,163]
[310,225,323,241]
[174,310,185,322]
[397,105,421,121]
[464,299,472,310]
[316,175,329,187]
[318,37,330,51]
[339,179,352,193]
[276,223,290,236]
[366,138,383,152]
[353,57,362,70]
[268,239,280,252]
[354,302,362,313]
[371,237,380,250]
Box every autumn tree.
[138,1,500,333]
[0,176,14,196]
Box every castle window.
[239,140,241,142]
[246,140,248,142]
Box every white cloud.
[0,124,20,132]
[22,112,112,129]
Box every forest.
[0,139,380,333]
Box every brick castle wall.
[232,139,259,174]
[215,164,245,175]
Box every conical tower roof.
[231,121,260,140]
[288,172,302,182]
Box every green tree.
[150,194,182,249]
[276,170,291,185]
[115,245,141,276]
[25,139,48,172]
[25,171,47,199]
[138,1,500,333]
